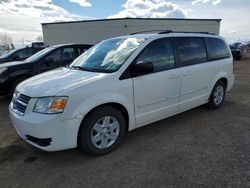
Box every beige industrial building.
[42,18,221,46]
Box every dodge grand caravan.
[9,32,234,155]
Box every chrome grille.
[11,91,31,116]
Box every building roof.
[41,17,222,26]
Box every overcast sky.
[0,0,249,44]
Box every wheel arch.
[218,77,228,90]
[211,77,228,93]
[208,77,228,109]
[77,102,130,146]
[210,71,229,93]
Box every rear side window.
[205,37,231,60]
[175,37,207,66]
[47,49,62,62]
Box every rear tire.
[78,106,126,156]
[208,81,226,109]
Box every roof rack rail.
[130,30,170,35]
[159,30,215,35]
[130,30,216,35]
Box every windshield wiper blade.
[71,65,83,70]
[71,65,97,72]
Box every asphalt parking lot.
[0,59,250,188]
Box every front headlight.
[0,67,7,74]
[33,96,68,114]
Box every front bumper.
[9,101,82,151]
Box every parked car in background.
[9,32,234,156]
[0,45,9,56]
[0,43,92,95]
[0,44,45,64]
[230,46,242,60]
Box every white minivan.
[9,32,234,155]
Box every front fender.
[63,92,135,131]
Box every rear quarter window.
[205,37,231,60]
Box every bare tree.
[0,33,13,49]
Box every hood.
[17,67,108,97]
[0,61,25,68]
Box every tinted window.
[205,38,231,60]
[136,38,175,72]
[15,48,34,59]
[62,47,74,60]
[78,46,91,55]
[34,48,43,53]
[175,37,207,66]
[47,49,62,62]
[0,49,19,58]
[24,47,55,63]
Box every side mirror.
[132,61,154,75]
[13,54,20,60]
[44,57,54,66]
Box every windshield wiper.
[70,65,97,72]
[71,65,83,70]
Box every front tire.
[78,106,126,156]
[208,81,226,109]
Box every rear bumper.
[227,74,235,92]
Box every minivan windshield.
[70,37,146,73]
[24,47,55,62]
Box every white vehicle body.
[9,32,234,152]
